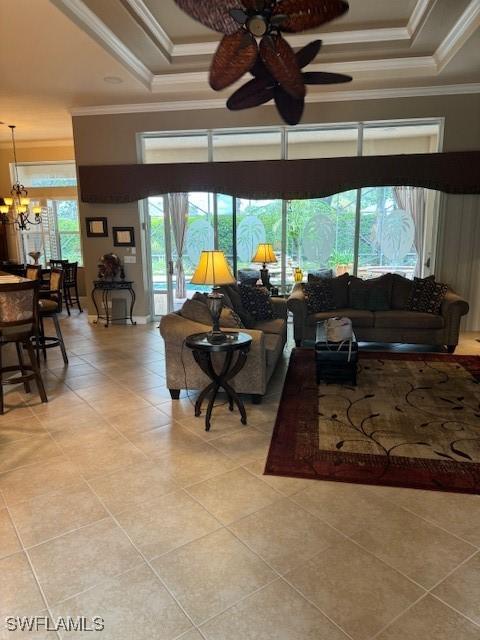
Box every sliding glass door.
[147,193,230,316]
[148,196,173,317]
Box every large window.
[20,199,82,265]
[287,193,357,278]
[143,120,441,313]
[11,162,77,188]
[358,187,416,279]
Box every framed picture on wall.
[113,226,135,247]
[86,217,108,237]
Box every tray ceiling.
[0,0,479,141]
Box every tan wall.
[72,93,480,322]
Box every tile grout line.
[176,483,354,638]
[428,591,480,631]
[368,591,430,640]
[393,502,480,550]
[6,444,477,640]
[6,317,480,638]
[81,477,212,639]
[2,498,62,640]
[370,548,480,640]
[221,522,356,640]
[422,547,480,593]
[360,484,480,551]
[284,491,480,595]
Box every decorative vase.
[294,267,303,282]
[28,251,41,265]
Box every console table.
[91,279,136,328]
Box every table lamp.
[252,243,277,288]
[191,250,236,344]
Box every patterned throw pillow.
[303,281,335,314]
[407,276,448,314]
[181,298,244,327]
[238,284,274,321]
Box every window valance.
[78,151,480,204]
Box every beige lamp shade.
[252,243,277,264]
[191,250,236,286]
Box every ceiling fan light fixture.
[247,14,269,36]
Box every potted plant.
[328,250,354,276]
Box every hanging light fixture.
[1,125,42,231]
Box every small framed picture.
[113,226,135,247]
[86,217,108,237]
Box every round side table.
[185,332,252,432]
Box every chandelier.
[0,125,42,231]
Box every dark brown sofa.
[287,273,469,352]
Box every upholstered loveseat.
[287,273,469,352]
[159,286,288,403]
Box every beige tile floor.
[1,316,480,640]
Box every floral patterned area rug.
[264,349,480,494]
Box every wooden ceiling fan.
[174,0,351,124]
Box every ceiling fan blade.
[241,0,266,10]
[174,0,243,35]
[259,35,305,99]
[227,78,274,110]
[273,0,349,33]
[250,55,270,78]
[274,87,304,126]
[303,71,352,84]
[210,31,258,91]
[296,40,322,69]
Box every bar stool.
[63,262,83,315]
[0,280,48,414]
[36,268,68,365]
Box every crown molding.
[171,27,411,59]
[434,0,480,71]
[54,0,478,103]
[407,0,434,37]
[150,56,437,92]
[54,0,432,71]
[71,83,480,117]
[120,0,171,62]
[50,0,153,87]
[165,0,433,58]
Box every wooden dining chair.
[0,279,48,414]
[49,259,68,269]
[25,265,42,281]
